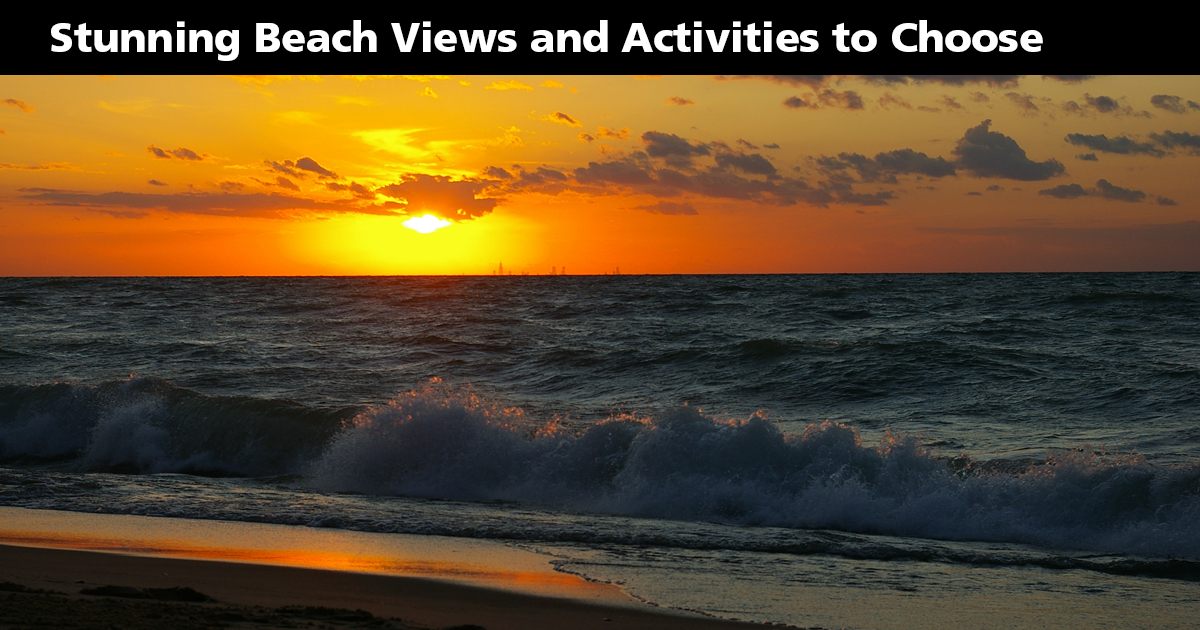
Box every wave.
[4,378,1199,559]
[0,377,349,476]
[313,384,1200,560]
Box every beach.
[0,542,764,630]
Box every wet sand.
[0,544,769,630]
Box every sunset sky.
[1,74,1198,275]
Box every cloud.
[714,152,776,176]
[147,179,168,187]
[1149,130,1200,154]
[0,162,78,171]
[1094,179,1147,202]
[1065,133,1164,157]
[1042,75,1096,83]
[265,157,339,179]
[541,80,564,88]
[1079,94,1150,118]
[295,157,338,178]
[1,98,33,113]
[485,80,533,91]
[938,96,964,110]
[490,130,893,208]
[542,111,582,127]
[969,92,990,103]
[1076,153,1098,161]
[737,139,759,150]
[418,87,438,99]
[596,127,629,140]
[325,181,376,200]
[783,89,864,111]
[578,133,595,143]
[274,176,300,191]
[641,131,711,167]
[952,120,1065,180]
[878,92,912,110]
[816,149,956,183]
[738,75,1020,88]
[1005,92,1043,114]
[19,189,380,218]
[147,145,204,160]
[633,201,698,215]
[763,143,780,149]
[1038,179,1149,202]
[1150,94,1200,114]
[1038,183,1088,199]
[665,96,695,106]
[375,174,499,219]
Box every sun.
[401,214,453,234]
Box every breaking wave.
[3,378,1198,559]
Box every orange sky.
[1,75,1198,274]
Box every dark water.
[2,274,1199,623]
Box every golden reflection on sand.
[0,509,617,602]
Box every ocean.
[2,274,1199,627]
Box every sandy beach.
[0,543,768,630]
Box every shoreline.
[0,543,767,630]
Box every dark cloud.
[986,185,1004,191]
[274,176,300,191]
[1039,179,1150,202]
[633,201,698,215]
[817,149,956,183]
[147,145,204,161]
[714,152,776,176]
[1084,94,1120,113]
[1038,183,1088,199]
[1080,94,1150,118]
[860,75,1020,87]
[19,190,378,218]
[763,143,780,149]
[952,120,1065,180]
[784,89,863,111]
[1156,196,1178,206]
[1005,92,1041,113]
[325,181,375,200]
[1094,178,1146,202]
[938,96,964,110]
[1076,153,1099,161]
[266,157,339,179]
[295,157,338,179]
[967,191,983,196]
[1149,130,1200,154]
[878,92,912,110]
[969,92,990,103]
[147,179,168,187]
[578,133,596,143]
[1065,133,1164,157]
[265,160,301,178]
[596,127,630,140]
[1,98,33,113]
[737,139,759,150]
[1043,75,1096,83]
[375,174,500,220]
[543,111,582,127]
[1150,94,1200,114]
[722,75,829,88]
[783,96,815,110]
[665,97,695,106]
[641,131,711,168]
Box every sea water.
[2,274,1199,627]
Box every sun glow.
[402,214,453,234]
